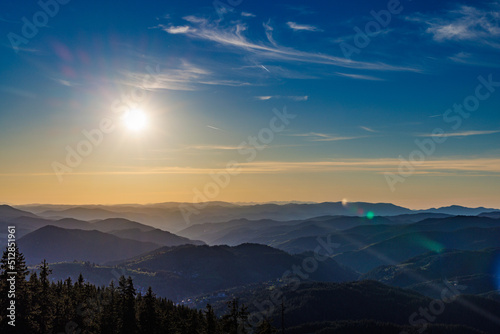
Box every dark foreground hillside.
[208,281,500,333]
[2,245,500,333]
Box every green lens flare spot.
[366,211,375,220]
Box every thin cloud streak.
[290,132,365,141]
[287,21,322,32]
[360,126,378,133]
[255,95,309,101]
[162,19,421,72]
[336,73,384,81]
[207,125,223,131]
[417,130,500,137]
[408,5,500,47]
[241,12,256,18]
[12,158,500,177]
[122,61,250,91]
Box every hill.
[208,281,500,333]
[0,204,39,220]
[111,243,358,300]
[362,248,500,297]
[18,225,160,264]
[333,227,500,273]
[108,227,205,246]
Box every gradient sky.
[1,0,500,209]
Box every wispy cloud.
[286,21,322,32]
[255,96,272,100]
[161,18,420,72]
[255,95,309,101]
[185,145,243,150]
[448,51,500,67]
[360,126,378,133]
[11,158,500,178]
[123,61,250,91]
[241,12,256,18]
[408,5,500,47]
[163,25,193,34]
[207,125,223,131]
[336,73,384,81]
[417,130,500,138]
[233,158,500,175]
[290,132,364,142]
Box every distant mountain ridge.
[0,204,39,221]
[18,225,160,264]
[43,243,358,301]
[14,202,500,232]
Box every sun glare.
[123,109,148,132]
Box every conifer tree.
[38,259,55,333]
[139,286,158,334]
[205,303,218,334]
[118,275,137,334]
[256,318,278,334]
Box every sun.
[123,109,148,132]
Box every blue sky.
[1,0,500,208]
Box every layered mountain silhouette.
[42,243,358,301]
[207,280,500,333]
[362,248,500,297]
[18,226,160,264]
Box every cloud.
[13,158,500,177]
[185,145,242,150]
[289,95,309,101]
[255,95,309,101]
[418,130,500,138]
[207,125,223,131]
[236,64,318,79]
[336,73,384,81]
[123,61,250,91]
[290,132,364,142]
[360,126,378,133]
[232,158,500,175]
[183,16,208,24]
[163,25,193,34]
[409,5,500,47]
[448,51,473,64]
[160,18,420,72]
[263,20,278,47]
[255,96,273,100]
[286,21,322,32]
[241,12,256,17]
[447,51,500,67]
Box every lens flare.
[415,235,444,253]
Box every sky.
[1,0,500,209]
